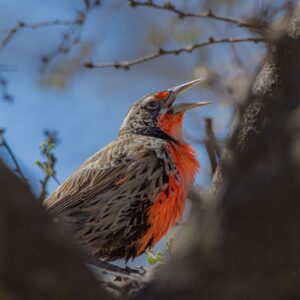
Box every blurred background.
[0,0,279,265]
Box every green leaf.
[146,250,165,265]
[35,161,43,169]
[147,256,158,265]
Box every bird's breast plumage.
[137,141,199,254]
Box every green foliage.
[146,235,175,265]
[35,132,58,177]
[36,131,60,201]
[147,250,164,265]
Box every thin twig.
[0,72,13,101]
[129,0,257,29]
[89,258,145,278]
[0,0,101,72]
[0,128,27,182]
[85,37,265,70]
[0,19,77,51]
[204,118,221,175]
[40,1,100,72]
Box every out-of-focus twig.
[40,1,101,72]
[85,36,265,70]
[0,1,101,72]
[0,19,77,52]
[0,128,27,181]
[0,72,13,101]
[204,118,221,175]
[129,0,257,29]
[36,130,60,202]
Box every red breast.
[137,112,199,253]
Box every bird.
[45,79,209,263]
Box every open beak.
[172,101,210,113]
[166,78,210,113]
[168,78,205,96]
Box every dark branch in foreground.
[129,0,257,29]
[0,128,27,182]
[0,160,111,299]
[85,37,265,70]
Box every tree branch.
[39,1,101,72]
[128,0,257,29]
[0,128,27,182]
[203,118,221,175]
[85,36,265,70]
[0,19,78,52]
[0,1,101,72]
[0,71,13,101]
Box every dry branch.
[129,0,257,29]
[204,118,221,175]
[0,19,77,51]
[0,128,27,182]
[85,37,265,70]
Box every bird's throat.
[158,112,184,142]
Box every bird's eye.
[146,100,159,110]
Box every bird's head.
[119,79,210,143]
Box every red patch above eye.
[154,91,170,100]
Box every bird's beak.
[172,101,210,113]
[168,78,205,96]
[166,78,210,112]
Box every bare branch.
[0,128,27,182]
[129,0,257,29]
[0,71,13,101]
[0,1,101,71]
[0,19,78,52]
[40,1,100,72]
[203,118,221,175]
[85,36,265,70]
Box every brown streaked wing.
[44,136,171,260]
[44,136,166,220]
